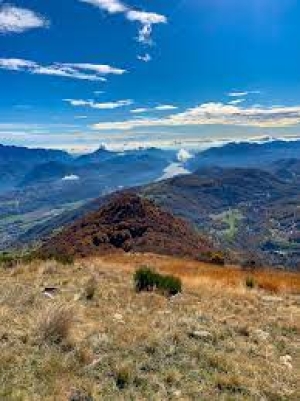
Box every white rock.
[252,329,270,341]
[189,330,213,340]
[173,390,182,398]
[280,355,293,370]
[73,293,81,301]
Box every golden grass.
[0,254,299,400]
[97,252,300,294]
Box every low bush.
[245,276,255,289]
[134,267,182,296]
[210,252,226,266]
[36,252,74,266]
[0,253,17,269]
[0,252,37,269]
[83,276,97,300]
[34,302,73,345]
[134,267,158,292]
[52,254,74,266]
[114,367,131,390]
[159,274,182,296]
[199,251,225,266]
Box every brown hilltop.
[40,193,216,260]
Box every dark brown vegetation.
[40,193,217,262]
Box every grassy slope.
[0,254,299,400]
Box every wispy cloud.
[228,90,261,97]
[81,0,126,14]
[137,53,152,63]
[0,4,49,33]
[130,108,149,114]
[93,102,300,130]
[130,104,178,113]
[0,123,80,131]
[126,10,166,45]
[64,98,133,109]
[155,104,178,111]
[228,98,245,105]
[0,58,126,81]
[64,62,125,75]
[79,0,167,45]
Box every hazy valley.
[1,140,299,270]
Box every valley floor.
[0,254,299,400]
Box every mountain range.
[1,139,299,270]
[187,139,300,170]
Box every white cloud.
[0,4,49,33]
[0,58,37,70]
[126,10,167,25]
[63,62,125,75]
[0,58,126,81]
[228,90,261,97]
[177,149,193,163]
[92,102,300,130]
[155,104,178,111]
[130,108,149,114]
[137,53,152,63]
[62,174,80,181]
[130,104,177,114]
[65,98,133,109]
[137,24,152,45]
[80,0,127,14]
[79,0,166,45]
[127,10,167,45]
[159,163,190,181]
[228,99,245,105]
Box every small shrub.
[19,252,37,265]
[210,252,225,266]
[199,251,225,266]
[34,302,73,345]
[134,267,159,292]
[0,253,19,269]
[159,274,182,296]
[38,253,74,266]
[134,267,182,296]
[245,276,255,289]
[216,373,244,394]
[54,254,74,266]
[0,252,39,269]
[83,276,97,300]
[115,366,131,389]
[241,258,260,271]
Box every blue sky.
[0,0,300,151]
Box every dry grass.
[0,254,299,400]
[33,302,74,346]
[98,252,300,294]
